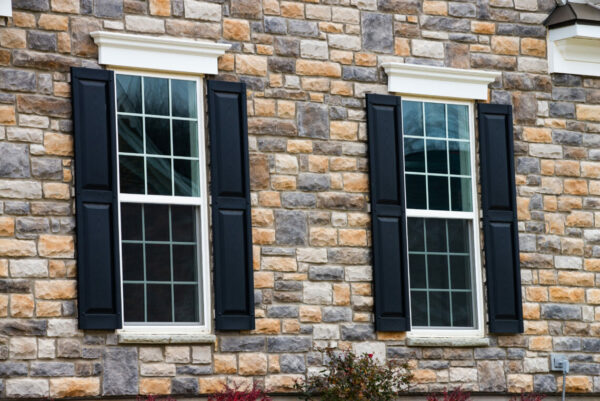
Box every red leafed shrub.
[208,383,271,401]
[509,393,546,401]
[136,396,176,401]
[426,388,471,401]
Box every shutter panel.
[208,80,254,331]
[367,94,411,332]
[71,67,122,330]
[478,103,523,334]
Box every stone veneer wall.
[1,0,600,398]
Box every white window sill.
[117,332,216,344]
[406,337,490,347]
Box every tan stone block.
[35,280,77,300]
[263,0,280,15]
[51,0,80,13]
[43,183,70,200]
[329,50,353,65]
[50,378,100,398]
[555,160,580,176]
[309,92,324,102]
[338,229,367,246]
[343,173,368,192]
[491,36,519,55]
[281,1,304,18]
[507,374,533,393]
[254,272,274,289]
[348,213,370,227]
[266,375,303,392]
[543,195,557,211]
[236,55,267,76]
[308,155,328,173]
[0,105,16,125]
[352,283,371,296]
[330,173,343,190]
[36,300,62,317]
[587,289,600,304]
[566,211,593,227]
[585,259,600,271]
[472,21,495,34]
[258,191,281,207]
[0,29,26,48]
[558,196,581,211]
[333,283,350,305]
[330,121,357,141]
[319,22,343,33]
[541,160,554,175]
[44,132,74,156]
[0,239,36,257]
[270,73,283,87]
[149,0,171,16]
[0,217,14,237]
[271,175,296,190]
[256,44,273,55]
[394,38,411,56]
[576,104,600,122]
[558,271,593,286]
[39,235,74,258]
[517,197,530,220]
[524,321,547,335]
[38,14,69,30]
[252,228,275,245]
[254,98,276,116]
[224,19,250,41]
[355,53,376,66]
[549,287,585,303]
[13,12,36,27]
[523,127,552,143]
[560,376,592,393]
[525,286,547,302]
[53,82,71,98]
[254,318,280,334]
[296,59,342,77]
[522,303,540,319]
[564,179,587,195]
[299,305,321,322]
[302,77,329,92]
[57,32,71,53]
[139,378,171,395]
[582,162,600,178]
[331,80,353,96]
[376,331,405,340]
[10,336,37,359]
[268,355,280,373]
[330,157,355,171]
[412,369,437,383]
[239,353,267,375]
[278,100,295,118]
[310,227,337,246]
[0,259,7,277]
[287,139,312,153]
[0,294,7,317]
[470,44,490,52]
[528,336,552,351]
[214,354,237,374]
[218,53,235,71]
[261,256,297,272]
[199,377,226,394]
[252,209,274,227]
[48,260,67,278]
[282,319,300,333]
[10,294,34,318]
[521,38,546,57]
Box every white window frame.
[112,68,212,335]
[402,96,485,339]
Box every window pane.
[427,176,449,211]
[425,102,445,138]
[147,157,172,196]
[426,219,446,252]
[117,75,142,113]
[171,79,197,118]
[144,204,170,241]
[147,284,172,322]
[146,244,171,281]
[119,156,144,194]
[452,292,473,327]
[429,291,451,326]
[174,159,199,197]
[449,141,470,175]
[174,285,198,322]
[450,255,471,290]
[410,291,428,326]
[403,101,423,137]
[172,206,195,242]
[123,284,144,322]
[122,243,143,281]
[426,139,447,174]
[409,254,426,288]
[118,116,143,154]
[451,177,472,212]
[407,218,424,251]
[121,203,143,241]
[427,254,449,289]
[406,174,426,209]
[447,219,469,252]
[173,120,198,157]
[144,77,169,116]
[145,117,171,156]
[447,104,469,140]
[404,138,425,172]
[173,245,197,282]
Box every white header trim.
[0,0,12,16]
[381,62,500,100]
[91,31,231,75]
[548,24,600,77]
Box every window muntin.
[402,99,481,332]
[115,72,208,329]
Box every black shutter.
[71,67,122,330]
[207,81,254,331]
[478,103,523,334]
[366,94,410,332]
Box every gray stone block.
[298,102,329,139]
[309,266,344,281]
[322,307,352,322]
[0,143,30,178]
[340,324,375,341]
[172,377,199,394]
[280,354,306,373]
[220,336,265,352]
[275,210,307,245]
[102,347,138,395]
[30,362,75,377]
[361,12,393,52]
[267,336,311,352]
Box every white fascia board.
[91,31,231,75]
[381,62,501,100]
[548,24,600,77]
[0,0,12,16]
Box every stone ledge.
[117,332,216,344]
[406,337,490,347]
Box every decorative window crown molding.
[91,31,231,75]
[547,24,600,77]
[381,62,501,100]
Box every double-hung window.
[114,71,210,331]
[402,98,483,336]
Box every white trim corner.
[548,24,600,77]
[0,0,12,16]
[91,31,231,75]
[381,62,500,100]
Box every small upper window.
[115,72,209,329]
[402,99,482,333]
